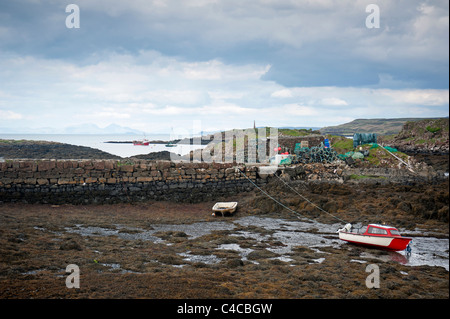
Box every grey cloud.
[0,0,448,89]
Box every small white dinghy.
[212,202,238,216]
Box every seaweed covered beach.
[0,178,448,299]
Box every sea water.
[0,133,205,158]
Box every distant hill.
[320,118,443,136]
[63,123,142,135]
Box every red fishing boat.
[133,139,150,146]
[338,223,412,251]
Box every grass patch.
[327,135,354,154]
[426,126,441,134]
[380,134,396,141]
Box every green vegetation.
[379,134,395,141]
[365,145,410,167]
[426,126,441,134]
[365,147,385,166]
[380,118,449,148]
[325,134,412,168]
[326,135,353,154]
[331,138,353,153]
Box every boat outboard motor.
[337,223,353,233]
[405,242,412,255]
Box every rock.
[226,259,244,268]
[0,141,120,160]
[59,239,82,251]
[379,118,449,154]
[37,178,49,185]
[119,165,134,172]
[247,249,278,260]
[173,231,188,237]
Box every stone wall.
[0,159,263,204]
[1,159,442,205]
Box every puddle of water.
[233,216,342,234]
[269,230,340,254]
[65,221,235,243]
[154,221,235,239]
[98,262,142,274]
[178,251,222,264]
[22,268,69,277]
[21,269,45,275]
[311,257,325,264]
[350,259,367,264]
[233,216,449,270]
[271,256,295,263]
[61,215,448,270]
[65,225,164,243]
[217,243,254,262]
[399,236,449,270]
[232,216,342,256]
[352,237,449,271]
[101,263,121,269]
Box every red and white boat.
[133,139,150,146]
[337,223,412,251]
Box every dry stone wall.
[0,159,442,204]
[0,159,262,204]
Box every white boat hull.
[338,231,411,251]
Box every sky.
[0,0,448,134]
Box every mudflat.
[0,180,448,299]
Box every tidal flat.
[0,179,448,299]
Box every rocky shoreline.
[378,118,449,155]
[0,140,121,160]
